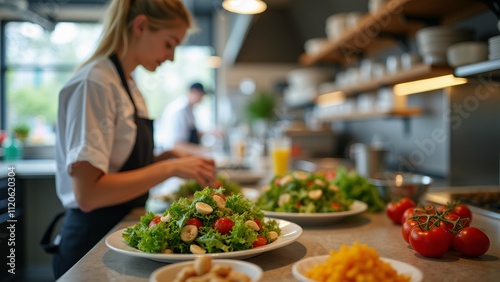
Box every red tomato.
[435,220,455,248]
[186,218,203,229]
[409,226,451,258]
[148,216,162,229]
[454,227,490,257]
[252,236,267,248]
[254,219,263,230]
[324,170,336,181]
[386,198,416,225]
[401,207,416,223]
[213,218,235,235]
[437,205,448,214]
[442,212,469,235]
[295,202,303,207]
[401,219,420,243]
[423,204,437,215]
[330,203,342,211]
[452,204,472,222]
[438,203,472,222]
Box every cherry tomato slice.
[148,216,162,229]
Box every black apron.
[49,54,154,279]
[188,127,200,144]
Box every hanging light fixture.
[222,0,267,14]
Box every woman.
[52,0,215,278]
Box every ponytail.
[80,0,194,68]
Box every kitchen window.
[1,21,215,147]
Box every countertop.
[57,205,500,282]
[0,159,56,178]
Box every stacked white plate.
[488,35,500,60]
[416,26,474,65]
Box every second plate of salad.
[262,200,367,225]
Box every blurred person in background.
[155,82,219,154]
[47,0,216,278]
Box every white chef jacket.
[55,57,149,208]
[154,96,196,151]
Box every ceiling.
[2,0,373,63]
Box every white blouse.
[55,57,149,209]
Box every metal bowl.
[368,172,433,204]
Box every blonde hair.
[81,0,194,68]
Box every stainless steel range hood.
[225,0,370,64]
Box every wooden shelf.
[320,64,453,96]
[299,0,488,66]
[317,108,422,122]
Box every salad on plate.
[160,173,242,203]
[256,171,353,213]
[123,187,281,254]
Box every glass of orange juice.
[268,137,291,176]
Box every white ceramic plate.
[150,259,263,282]
[262,200,367,225]
[105,218,302,263]
[292,255,423,282]
[219,169,264,184]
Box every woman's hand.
[168,148,194,158]
[169,156,216,186]
[155,149,188,161]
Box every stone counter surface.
[0,159,56,178]
[58,207,500,282]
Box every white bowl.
[447,41,488,67]
[416,26,474,39]
[287,68,333,87]
[305,38,329,55]
[292,255,423,282]
[150,259,263,282]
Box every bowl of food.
[292,242,423,282]
[150,256,263,282]
[368,172,432,204]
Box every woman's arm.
[154,147,194,162]
[70,156,215,212]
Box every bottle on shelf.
[2,133,24,160]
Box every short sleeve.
[59,79,118,173]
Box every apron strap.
[40,211,66,254]
[109,53,139,114]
